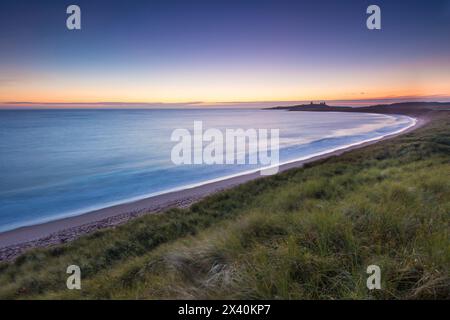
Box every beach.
[0,106,434,261]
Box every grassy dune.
[0,115,449,299]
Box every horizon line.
[2,95,450,109]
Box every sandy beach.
[0,108,434,261]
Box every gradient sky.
[1,0,450,107]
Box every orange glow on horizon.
[1,61,449,106]
[2,88,449,106]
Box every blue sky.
[1,0,450,106]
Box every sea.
[0,109,415,232]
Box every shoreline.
[0,112,415,234]
[0,112,429,261]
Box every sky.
[1,0,450,108]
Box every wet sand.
[0,110,433,261]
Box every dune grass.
[0,115,449,299]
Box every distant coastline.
[266,101,448,117]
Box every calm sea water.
[0,109,414,232]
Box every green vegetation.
[0,115,449,299]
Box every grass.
[0,115,449,299]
